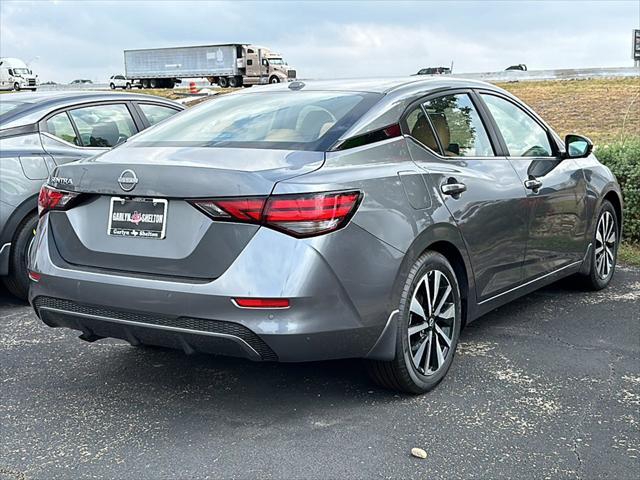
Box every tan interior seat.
[429,114,455,156]
[263,129,303,141]
[411,115,439,152]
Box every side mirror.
[564,134,593,159]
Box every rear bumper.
[29,218,403,362]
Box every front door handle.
[441,180,467,198]
[524,178,543,191]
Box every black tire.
[109,83,116,90]
[141,79,150,89]
[125,82,131,90]
[269,75,280,84]
[218,77,228,88]
[13,82,20,91]
[150,78,158,88]
[578,200,619,290]
[366,251,462,394]
[228,76,239,88]
[2,212,38,300]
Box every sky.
[1,0,638,83]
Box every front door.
[477,92,587,281]
[406,92,529,302]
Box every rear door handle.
[524,178,543,191]
[441,181,467,198]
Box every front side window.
[423,94,494,157]
[481,94,553,157]
[68,104,137,147]
[139,104,179,126]
[129,91,380,151]
[45,112,79,145]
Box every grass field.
[496,77,640,145]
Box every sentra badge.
[50,176,73,186]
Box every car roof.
[243,77,508,140]
[242,76,502,95]
[0,91,183,129]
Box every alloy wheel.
[407,269,456,375]
[595,211,616,279]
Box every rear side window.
[480,94,553,157]
[68,104,137,147]
[139,104,179,126]
[423,94,494,157]
[129,91,382,151]
[405,106,440,153]
[45,112,79,145]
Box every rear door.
[406,91,529,301]
[476,91,587,280]
[40,102,141,165]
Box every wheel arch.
[602,189,623,238]
[1,193,39,247]
[366,222,475,361]
[392,223,475,327]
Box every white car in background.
[109,75,141,90]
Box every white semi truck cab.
[0,58,38,91]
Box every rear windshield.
[129,91,381,151]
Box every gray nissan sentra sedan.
[28,78,622,393]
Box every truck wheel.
[2,211,38,300]
[218,77,229,88]
[150,78,158,88]
[109,83,116,90]
[269,76,280,84]
[141,79,150,89]
[13,82,20,91]
[125,82,131,90]
[229,76,242,88]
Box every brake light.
[264,191,361,236]
[192,197,266,222]
[190,190,361,237]
[38,185,79,217]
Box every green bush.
[596,138,640,242]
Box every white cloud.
[1,0,638,83]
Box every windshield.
[13,68,30,75]
[0,101,26,115]
[268,58,285,65]
[129,91,381,151]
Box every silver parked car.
[28,78,622,393]
[0,91,183,299]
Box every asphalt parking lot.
[1,266,638,480]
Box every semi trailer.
[124,44,296,88]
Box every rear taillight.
[38,185,79,217]
[190,190,361,237]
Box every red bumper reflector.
[234,298,290,309]
[28,271,41,282]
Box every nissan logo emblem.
[117,169,138,192]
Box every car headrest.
[410,115,439,152]
[89,121,120,147]
[300,110,334,140]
